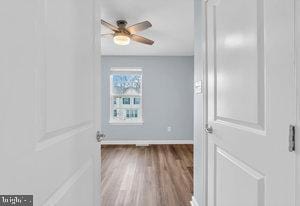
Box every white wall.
[101,56,194,141]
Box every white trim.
[190,196,200,206]
[202,0,209,204]
[295,0,300,204]
[101,139,194,145]
[109,121,144,125]
[110,67,143,72]
[194,0,208,206]
[93,0,102,205]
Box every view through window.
[110,68,143,124]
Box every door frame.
[295,0,300,204]
[194,0,208,206]
[93,0,102,205]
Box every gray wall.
[101,56,194,140]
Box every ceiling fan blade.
[131,34,154,45]
[101,19,119,32]
[127,21,152,34]
[101,33,114,38]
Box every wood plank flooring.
[101,144,193,206]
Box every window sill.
[109,120,144,126]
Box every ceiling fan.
[101,19,154,46]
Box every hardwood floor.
[101,144,193,206]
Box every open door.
[0,0,101,205]
[205,0,296,205]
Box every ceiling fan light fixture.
[113,33,130,45]
[101,19,154,45]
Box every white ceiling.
[101,0,194,56]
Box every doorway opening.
[99,0,196,205]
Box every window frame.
[109,67,143,125]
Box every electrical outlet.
[167,126,172,132]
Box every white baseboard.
[190,196,199,206]
[101,139,193,145]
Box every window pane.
[134,110,138,117]
[112,74,142,95]
[123,98,130,105]
[134,97,140,105]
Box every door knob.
[96,131,106,142]
[205,125,213,134]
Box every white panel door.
[206,0,295,205]
[0,0,101,205]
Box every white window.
[109,68,143,124]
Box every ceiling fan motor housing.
[116,20,127,28]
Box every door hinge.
[289,125,295,152]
